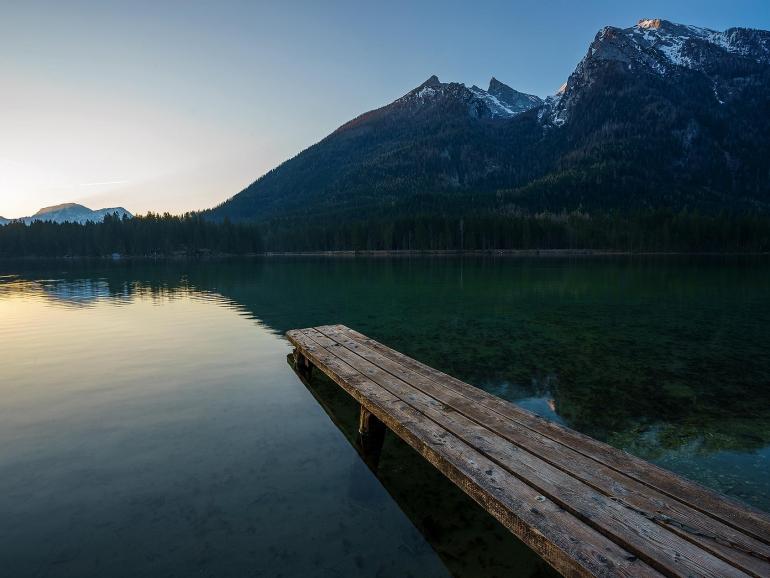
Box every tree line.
[1,209,769,258]
[0,212,263,258]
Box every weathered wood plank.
[303,328,748,578]
[332,324,770,545]
[315,325,770,577]
[287,329,663,578]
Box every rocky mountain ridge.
[208,18,770,222]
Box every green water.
[1,257,768,577]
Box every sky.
[2,0,769,218]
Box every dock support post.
[357,406,386,471]
[294,349,313,380]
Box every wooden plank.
[332,324,770,544]
[287,329,664,578]
[315,325,770,577]
[302,328,748,578]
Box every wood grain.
[333,325,770,544]
[315,325,770,577]
[286,325,769,577]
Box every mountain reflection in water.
[2,256,768,506]
[0,257,768,577]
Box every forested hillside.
[208,20,770,226]
[3,20,770,257]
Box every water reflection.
[288,353,557,577]
[0,274,452,578]
[1,257,769,514]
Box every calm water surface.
[1,257,769,577]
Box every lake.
[1,257,769,578]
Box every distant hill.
[208,19,770,224]
[0,203,132,225]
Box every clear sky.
[2,0,769,218]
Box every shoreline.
[261,249,770,257]
[2,249,770,262]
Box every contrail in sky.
[77,180,129,187]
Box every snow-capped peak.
[0,203,133,225]
[626,19,770,72]
[471,78,542,118]
[638,18,663,30]
[396,75,542,119]
[540,19,770,129]
[412,75,442,97]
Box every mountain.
[31,203,133,224]
[471,77,543,117]
[548,19,770,127]
[0,203,133,225]
[209,19,770,223]
[209,75,545,222]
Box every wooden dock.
[286,325,770,578]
